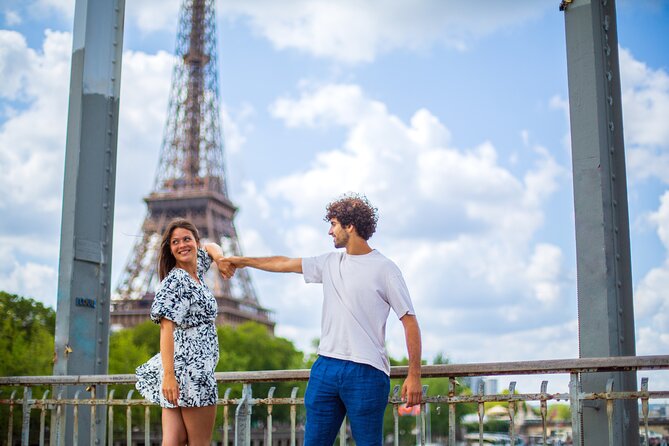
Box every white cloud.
[628,147,669,185]
[221,102,254,154]
[620,48,669,184]
[33,0,74,22]
[268,83,564,239]
[0,31,33,100]
[0,237,60,307]
[220,0,550,63]
[125,0,549,63]
[650,191,669,249]
[619,49,669,358]
[0,30,70,214]
[125,0,180,35]
[3,10,22,26]
[526,244,564,304]
[635,191,669,349]
[2,261,58,307]
[0,30,71,302]
[620,48,669,148]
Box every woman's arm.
[204,242,236,279]
[160,318,179,406]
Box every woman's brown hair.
[158,218,201,280]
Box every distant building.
[462,377,498,395]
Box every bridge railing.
[1,355,668,446]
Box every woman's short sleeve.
[150,273,190,326]
[197,248,212,277]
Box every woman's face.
[169,227,198,267]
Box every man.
[229,193,422,446]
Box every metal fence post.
[392,385,400,446]
[223,388,232,446]
[641,378,650,446]
[420,384,428,446]
[125,390,134,446]
[107,389,115,446]
[8,390,17,446]
[235,383,252,446]
[266,387,275,446]
[290,387,299,446]
[569,372,583,446]
[39,390,49,446]
[21,386,32,446]
[540,381,548,445]
[508,382,517,446]
[477,381,485,446]
[448,378,456,446]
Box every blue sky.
[1,0,668,391]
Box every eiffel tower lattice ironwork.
[111,0,274,332]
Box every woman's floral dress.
[135,248,219,408]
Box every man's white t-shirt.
[302,249,415,375]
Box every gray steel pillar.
[563,0,638,444]
[53,0,125,444]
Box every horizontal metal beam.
[2,355,668,386]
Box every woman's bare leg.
[181,405,217,446]
[161,407,188,446]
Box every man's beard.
[334,233,348,248]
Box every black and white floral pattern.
[135,248,219,408]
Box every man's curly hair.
[324,193,378,241]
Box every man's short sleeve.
[385,269,415,320]
[302,253,331,284]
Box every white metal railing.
[1,355,668,446]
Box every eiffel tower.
[111,0,274,332]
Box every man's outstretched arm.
[400,313,422,407]
[228,256,303,274]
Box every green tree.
[0,291,55,377]
[0,291,56,442]
[547,403,571,421]
[217,322,304,372]
[108,320,158,374]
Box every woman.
[136,218,235,446]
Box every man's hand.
[226,256,244,268]
[215,257,236,279]
[401,373,422,407]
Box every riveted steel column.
[563,0,638,444]
[53,0,125,444]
